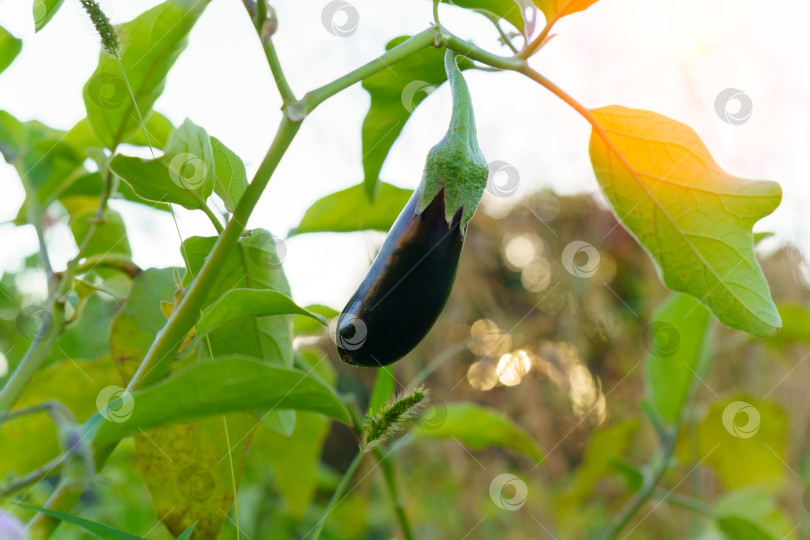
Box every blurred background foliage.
[3,189,809,539]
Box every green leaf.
[0,358,120,480]
[93,357,351,448]
[291,182,412,235]
[533,0,599,22]
[714,490,794,540]
[181,230,293,365]
[644,294,712,425]
[0,26,22,75]
[361,37,470,199]
[211,136,248,212]
[33,0,66,31]
[15,502,142,540]
[442,0,525,32]
[195,288,326,340]
[82,0,210,148]
[589,106,781,337]
[110,119,215,210]
[108,268,255,540]
[63,196,132,258]
[368,366,395,414]
[293,304,339,335]
[413,402,543,460]
[694,395,788,490]
[252,411,331,517]
[177,523,197,540]
[65,112,175,153]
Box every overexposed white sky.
[1,0,809,308]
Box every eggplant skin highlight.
[336,188,463,367]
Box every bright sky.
[1,0,809,308]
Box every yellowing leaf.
[533,0,599,22]
[589,106,781,337]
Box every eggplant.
[336,188,463,366]
[337,51,488,367]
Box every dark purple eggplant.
[336,51,488,367]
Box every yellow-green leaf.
[0,26,22,74]
[589,106,781,337]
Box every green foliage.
[413,402,543,460]
[361,37,470,199]
[644,293,712,425]
[82,0,211,148]
[290,182,412,235]
[443,0,526,32]
[210,136,248,212]
[589,106,782,338]
[111,119,216,210]
[0,26,22,74]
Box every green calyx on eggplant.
[336,51,488,367]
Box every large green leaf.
[442,0,525,32]
[108,269,256,540]
[195,288,326,341]
[110,119,215,210]
[290,182,412,235]
[33,0,66,31]
[82,0,210,148]
[93,357,351,448]
[361,37,469,199]
[0,26,22,74]
[413,402,543,460]
[181,230,294,365]
[644,294,712,425]
[693,395,788,490]
[292,304,339,335]
[62,195,132,259]
[589,106,781,337]
[65,112,175,153]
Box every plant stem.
[598,428,679,540]
[125,115,302,392]
[262,39,296,106]
[302,28,436,113]
[312,451,364,540]
[377,451,415,540]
